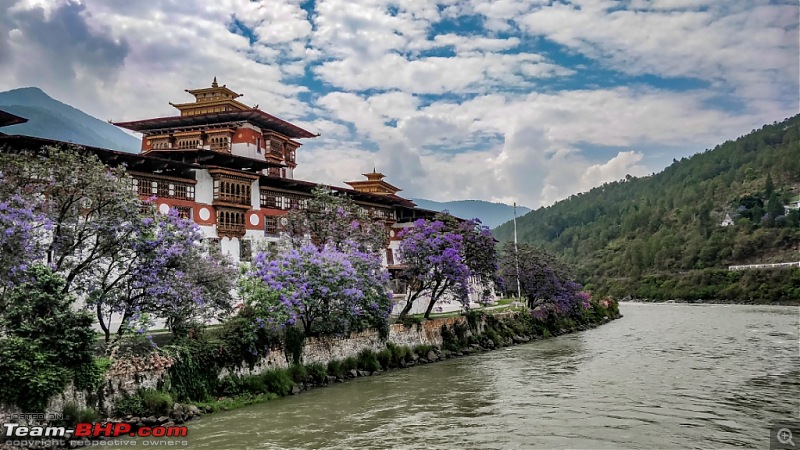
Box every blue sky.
[0,0,797,207]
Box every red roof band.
[113,109,317,140]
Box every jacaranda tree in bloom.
[247,241,392,337]
[284,186,388,253]
[499,242,586,317]
[88,206,237,343]
[0,146,237,345]
[397,214,497,319]
[0,174,51,302]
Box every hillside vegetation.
[494,115,800,302]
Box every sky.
[0,0,797,208]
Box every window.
[175,206,192,220]
[260,190,308,210]
[213,176,251,206]
[264,216,278,236]
[130,174,195,200]
[256,137,261,153]
[260,190,278,209]
[386,248,394,265]
[240,240,252,262]
[216,208,246,236]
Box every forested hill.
[494,114,800,292]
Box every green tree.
[765,173,775,197]
[0,265,96,411]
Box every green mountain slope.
[494,114,800,300]
[411,198,530,229]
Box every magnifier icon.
[778,428,795,447]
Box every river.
[174,303,799,449]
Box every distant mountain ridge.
[0,87,140,153]
[410,198,531,229]
[493,114,800,289]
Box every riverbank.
[3,300,620,449]
[621,297,800,306]
[594,267,800,305]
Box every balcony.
[216,222,245,237]
[209,142,231,153]
[214,192,250,206]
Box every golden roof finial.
[212,77,218,88]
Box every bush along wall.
[0,298,620,447]
[105,298,621,424]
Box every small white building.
[720,213,734,227]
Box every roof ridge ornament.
[212,77,218,88]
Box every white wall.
[195,169,214,204]
[250,179,260,209]
[220,236,239,262]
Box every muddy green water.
[154,303,800,449]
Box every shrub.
[485,329,502,347]
[288,364,308,383]
[240,375,267,394]
[465,310,484,331]
[218,304,281,370]
[327,359,345,378]
[216,375,241,397]
[376,349,392,370]
[413,344,433,357]
[306,363,327,384]
[73,357,112,393]
[115,392,144,417]
[387,343,410,366]
[342,356,358,372]
[397,315,423,329]
[453,321,469,346]
[356,349,381,372]
[140,389,173,416]
[168,339,219,402]
[62,403,100,427]
[440,325,461,352]
[262,368,293,396]
[284,326,306,365]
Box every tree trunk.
[398,296,415,318]
[422,282,443,319]
[97,303,111,344]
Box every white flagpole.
[513,202,522,301]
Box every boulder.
[187,405,201,417]
[426,351,438,362]
[171,403,186,420]
[348,369,358,378]
[156,416,169,425]
[419,358,429,364]
[357,370,371,378]
[290,385,301,395]
[143,416,158,426]
[326,375,337,385]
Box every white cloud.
[0,0,796,211]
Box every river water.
[178,303,799,449]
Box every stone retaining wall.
[1,315,481,419]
